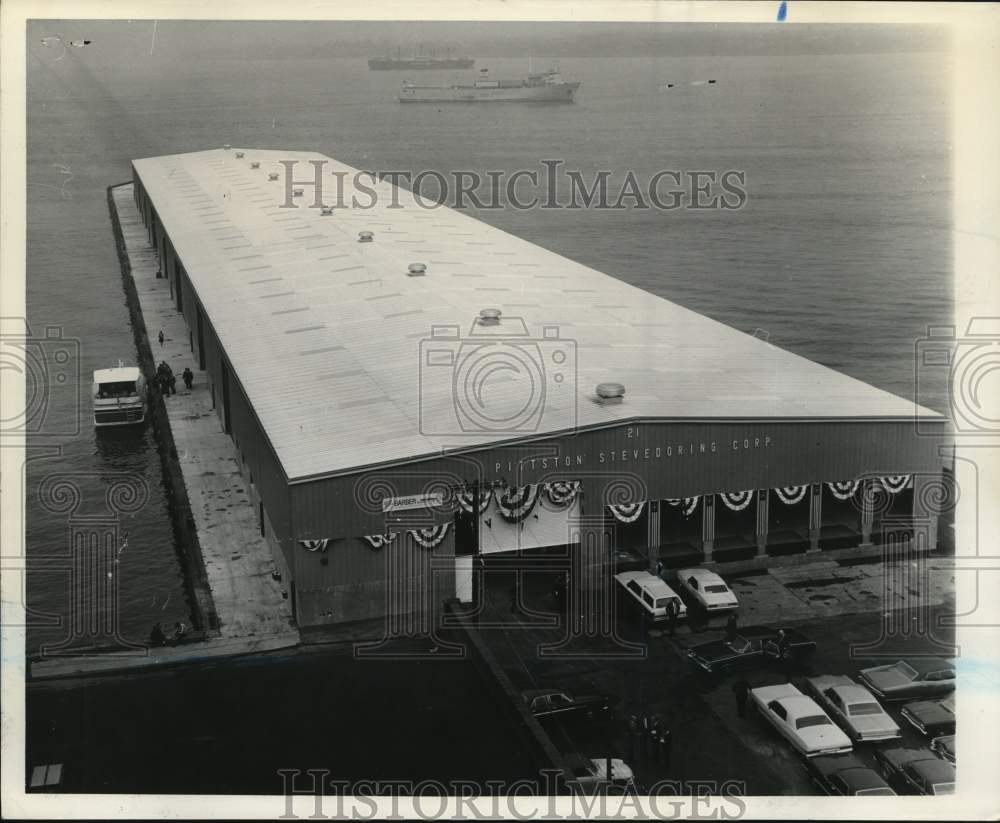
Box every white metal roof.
[132,148,941,482]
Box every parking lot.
[475,552,956,795]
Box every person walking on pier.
[150,622,166,647]
[182,367,194,391]
[158,329,164,346]
[666,597,680,637]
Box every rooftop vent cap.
[235,151,245,159]
[268,172,279,181]
[595,382,626,402]
[292,188,304,198]
[478,308,502,326]
[250,161,260,169]
[223,144,231,151]
[407,262,427,277]
[358,231,374,243]
[320,206,334,216]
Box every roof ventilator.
[595,382,626,405]
[478,308,502,327]
[268,172,279,181]
[320,206,334,216]
[222,144,231,151]
[235,151,245,159]
[358,231,374,243]
[407,263,427,277]
[292,188,304,198]
[250,161,260,169]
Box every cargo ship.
[399,67,579,103]
[368,48,474,71]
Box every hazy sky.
[32,20,948,61]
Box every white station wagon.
[613,571,687,622]
[750,683,853,757]
[676,568,739,612]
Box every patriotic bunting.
[299,539,330,553]
[608,502,645,523]
[409,523,450,549]
[774,485,808,506]
[827,480,860,500]
[543,480,581,507]
[457,487,493,513]
[665,497,700,516]
[362,532,397,549]
[496,484,541,523]
[719,490,754,512]
[880,475,911,494]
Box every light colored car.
[858,658,955,701]
[804,675,900,742]
[750,683,853,758]
[566,755,636,789]
[614,571,686,622]
[676,567,739,612]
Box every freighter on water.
[399,67,579,103]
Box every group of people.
[149,621,188,647]
[628,713,671,766]
[155,361,194,396]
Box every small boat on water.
[399,67,579,103]
[93,361,146,427]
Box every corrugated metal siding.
[294,529,455,625]
[291,418,945,540]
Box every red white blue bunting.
[608,502,645,523]
[408,523,450,549]
[496,484,541,523]
[299,539,330,553]
[457,488,493,514]
[827,480,860,500]
[774,485,808,506]
[880,475,911,494]
[665,497,700,516]
[543,480,581,507]
[362,532,397,549]
[719,490,754,512]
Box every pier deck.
[112,182,297,642]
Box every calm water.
[25,23,951,653]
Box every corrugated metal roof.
[133,148,940,482]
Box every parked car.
[613,570,686,622]
[804,753,897,796]
[565,755,636,791]
[874,746,956,795]
[521,689,615,721]
[900,693,955,737]
[930,734,956,764]
[687,626,815,674]
[857,658,955,701]
[676,568,739,612]
[749,683,853,757]
[803,675,900,742]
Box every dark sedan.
[900,694,955,737]
[521,689,615,721]
[931,734,956,763]
[805,753,896,796]
[686,626,816,674]
[857,658,954,702]
[874,746,956,796]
